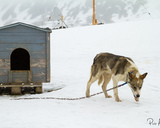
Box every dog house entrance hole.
[11,48,30,70]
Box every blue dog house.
[0,22,52,94]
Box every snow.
[0,19,160,128]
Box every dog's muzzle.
[134,94,140,102]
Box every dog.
[86,52,148,102]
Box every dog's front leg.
[112,77,122,102]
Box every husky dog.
[86,53,147,102]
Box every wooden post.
[36,86,43,93]
[61,16,64,29]
[11,87,22,95]
[92,0,98,25]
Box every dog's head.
[127,72,148,102]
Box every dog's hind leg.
[86,75,98,97]
[102,72,112,98]
[86,64,100,97]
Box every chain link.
[12,82,127,100]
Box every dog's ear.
[128,72,135,80]
[140,73,148,80]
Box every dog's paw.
[115,98,122,102]
[86,94,90,98]
[116,99,122,102]
[86,91,90,98]
[106,95,112,98]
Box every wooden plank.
[30,59,46,68]
[46,32,50,82]
[0,59,10,68]
[0,52,10,59]
[0,69,9,75]
[0,75,8,83]
[30,52,46,59]
[0,35,45,44]
[0,25,46,33]
[12,71,28,76]
[9,71,32,83]
[0,85,42,87]
[0,33,45,36]
[31,67,46,74]
[32,74,46,82]
[0,44,45,52]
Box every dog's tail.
[98,75,103,85]
[89,64,103,85]
[88,64,99,81]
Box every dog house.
[0,22,52,94]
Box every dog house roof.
[0,22,52,33]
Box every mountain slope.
[0,0,160,28]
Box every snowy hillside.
[0,19,160,128]
[0,0,160,28]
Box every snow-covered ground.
[0,19,160,128]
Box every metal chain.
[12,82,127,100]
